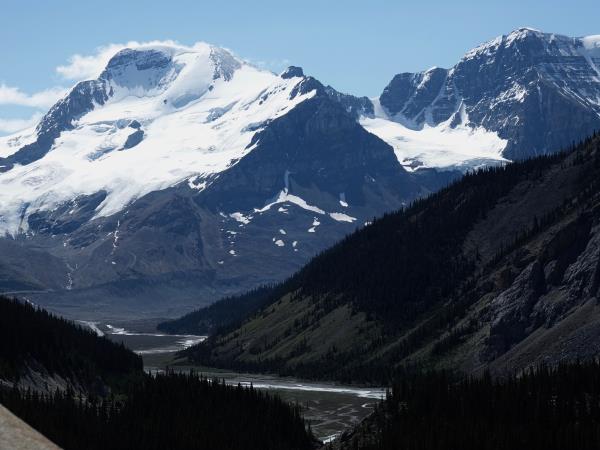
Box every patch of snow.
[106,325,126,334]
[254,190,325,215]
[79,321,104,337]
[322,434,340,444]
[339,192,348,207]
[0,127,37,158]
[112,220,120,251]
[229,212,252,224]
[490,82,528,107]
[582,35,600,51]
[360,114,508,172]
[329,212,356,223]
[463,35,503,60]
[65,269,73,291]
[187,175,207,191]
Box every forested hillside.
[0,297,316,449]
[1,372,314,450]
[157,285,278,335]
[330,362,600,450]
[0,296,142,393]
[184,133,600,382]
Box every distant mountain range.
[368,28,600,163]
[0,28,599,318]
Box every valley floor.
[94,319,384,441]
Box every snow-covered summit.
[97,44,244,104]
[0,42,316,234]
[362,28,600,171]
[464,28,600,62]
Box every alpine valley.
[1,27,600,323]
[4,19,600,450]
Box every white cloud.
[0,112,43,134]
[0,84,67,109]
[55,40,193,81]
[245,58,291,73]
[56,43,129,81]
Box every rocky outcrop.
[486,260,546,357]
[0,79,109,171]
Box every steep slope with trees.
[330,362,600,450]
[184,133,600,382]
[0,298,315,450]
[0,296,142,394]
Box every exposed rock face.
[0,80,109,171]
[281,66,304,79]
[324,86,374,119]
[379,29,600,160]
[123,129,144,149]
[486,260,546,358]
[380,67,448,121]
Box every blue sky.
[1,0,598,135]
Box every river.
[81,320,385,442]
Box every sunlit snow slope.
[0,43,314,235]
[361,99,508,172]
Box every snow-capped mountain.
[1,29,599,318]
[363,28,600,170]
[0,42,445,317]
[0,43,317,234]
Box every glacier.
[0,42,315,235]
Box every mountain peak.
[281,66,304,79]
[99,48,175,92]
[511,26,542,34]
[96,42,246,94]
[103,48,172,73]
